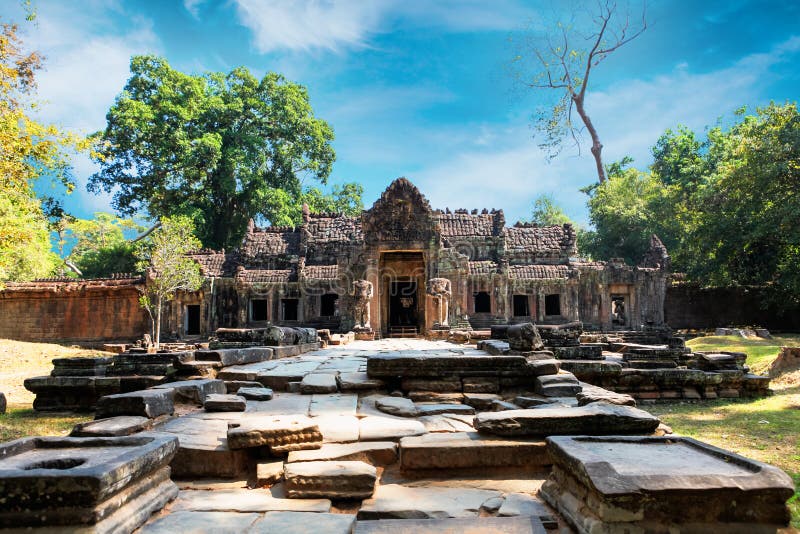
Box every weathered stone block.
[96,389,174,419]
[227,416,323,453]
[151,379,226,404]
[462,376,499,393]
[401,378,461,392]
[474,403,660,437]
[338,372,386,391]
[375,396,418,417]
[352,516,547,534]
[300,373,339,394]
[284,460,377,499]
[399,432,549,469]
[71,416,152,437]
[255,460,285,487]
[203,393,246,412]
[237,386,274,400]
[288,441,398,466]
[534,373,581,397]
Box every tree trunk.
[573,95,607,183]
[155,298,162,350]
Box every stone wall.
[0,277,149,343]
[665,283,800,330]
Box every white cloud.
[183,0,206,18]
[231,0,534,54]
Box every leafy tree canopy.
[0,21,84,281]
[63,213,145,278]
[529,194,573,227]
[89,55,355,250]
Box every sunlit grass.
[0,405,90,442]
[686,334,800,373]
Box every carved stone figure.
[427,277,452,327]
[352,280,374,330]
[507,322,544,352]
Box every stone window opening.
[474,291,491,313]
[513,294,530,317]
[281,298,299,321]
[320,293,339,317]
[544,293,561,316]
[250,299,269,322]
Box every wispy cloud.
[229,0,534,54]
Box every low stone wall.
[0,277,149,342]
[665,283,800,330]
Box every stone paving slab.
[204,394,246,412]
[358,416,426,441]
[287,441,398,466]
[300,373,338,394]
[418,414,474,433]
[399,432,548,470]
[250,511,355,534]
[139,511,261,533]
[497,492,557,528]
[70,415,151,437]
[357,484,503,519]
[170,489,331,513]
[338,372,386,391]
[308,393,358,417]
[353,516,547,534]
[311,414,360,443]
[246,392,311,415]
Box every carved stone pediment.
[362,177,439,245]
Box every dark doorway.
[611,295,627,326]
[251,299,268,322]
[186,305,201,335]
[389,280,418,327]
[513,295,530,317]
[474,291,491,313]
[282,298,298,321]
[320,293,338,317]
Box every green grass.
[686,334,800,373]
[0,405,90,442]
[650,333,800,527]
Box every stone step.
[284,460,377,499]
[399,432,549,469]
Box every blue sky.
[9,0,800,227]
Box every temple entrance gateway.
[389,280,418,328]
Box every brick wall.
[0,278,150,342]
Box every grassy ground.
[647,334,800,528]
[0,339,105,441]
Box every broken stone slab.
[227,415,323,453]
[300,373,339,394]
[225,380,264,393]
[577,383,636,407]
[359,416,426,441]
[414,403,475,416]
[407,391,464,403]
[353,516,547,534]
[514,396,557,408]
[497,492,557,529]
[376,396,418,417]
[490,399,520,411]
[151,379,226,405]
[308,393,358,417]
[542,435,795,531]
[170,488,331,513]
[70,416,152,437]
[255,460,285,487]
[0,434,178,528]
[149,417,251,478]
[358,484,503,519]
[288,441,398,466]
[96,389,174,419]
[338,372,386,391]
[462,393,501,410]
[238,386,274,401]
[204,393,246,412]
[477,339,510,355]
[138,511,261,534]
[194,347,273,366]
[474,403,661,437]
[534,373,582,397]
[399,432,549,469]
[250,511,356,534]
[418,414,474,433]
[284,460,377,499]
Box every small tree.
[136,216,203,349]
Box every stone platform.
[5,339,794,533]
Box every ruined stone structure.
[176,178,670,338]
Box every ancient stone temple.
[175,178,670,339]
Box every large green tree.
[64,213,144,278]
[89,55,346,249]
